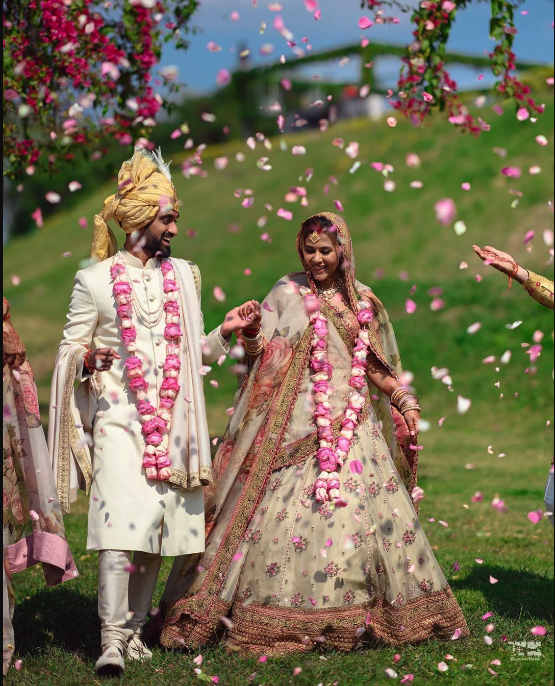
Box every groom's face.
[142,209,179,258]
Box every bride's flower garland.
[303,289,374,503]
[111,257,182,481]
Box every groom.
[49,148,257,676]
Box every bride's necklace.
[317,277,345,301]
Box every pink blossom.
[31,208,43,228]
[142,418,167,436]
[163,279,179,293]
[165,324,183,339]
[317,448,339,472]
[121,328,137,344]
[125,357,143,372]
[164,356,181,371]
[157,454,171,468]
[349,376,366,390]
[137,400,156,416]
[114,282,132,297]
[160,398,175,410]
[129,377,148,393]
[145,432,164,446]
[357,310,374,325]
[117,305,132,319]
[337,436,352,453]
[111,264,127,281]
[161,378,180,392]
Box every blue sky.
[161,0,554,95]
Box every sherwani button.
[158,362,164,369]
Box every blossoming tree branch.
[361,0,545,133]
[3,0,547,181]
[3,0,198,180]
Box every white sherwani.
[51,250,228,556]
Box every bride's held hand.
[221,301,262,338]
[404,410,420,439]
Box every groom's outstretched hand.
[221,301,262,339]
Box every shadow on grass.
[451,565,555,623]
[12,587,99,659]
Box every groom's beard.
[144,230,172,258]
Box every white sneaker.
[95,645,125,677]
[127,635,153,662]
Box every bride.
[158,212,468,655]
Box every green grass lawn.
[3,96,554,684]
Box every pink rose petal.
[358,17,374,29]
[277,208,293,221]
[501,166,522,178]
[527,510,543,524]
[45,191,61,204]
[531,626,547,636]
[405,299,417,314]
[217,69,231,86]
[349,460,364,474]
[434,198,456,226]
[490,576,499,584]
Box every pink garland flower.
[165,323,183,339]
[304,288,373,502]
[112,255,183,481]
[121,327,137,345]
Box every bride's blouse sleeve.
[522,270,554,310]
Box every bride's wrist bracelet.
[391,386,420,414]
[242,329,264,357]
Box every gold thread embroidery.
[225,586,468,655]
[168,466,213,490]
[187,261,202,302]
[57,349,92,514]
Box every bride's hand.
[473,245,517,276]
[238,300,262,332]
[221,301,261,338]
[404,410,420,440]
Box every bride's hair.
[299,214,336,242]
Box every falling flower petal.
[277,208,293,221]
[438,662,449,672]
[467,322,482,335]
[292,146,306,156]
[385,669,398,679]
[516,107,530,121]
[454,221,467,236]
[349,460,364,475]
[387,117,397,127]
[405,299,417,314]
[217,69,231,86]
[358,16,374,29]
[457,396,472,415]
[490,576,499,584]
[531,626,547,636]
[501,166,522,178]
[452,628,462,640]
[536,135,548,146]
[213,286,226,302]
[527,510,543,524]
[434,198,456,226]
[68,181,82,192]
[45,191,61,204]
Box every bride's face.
[302,232,342,287]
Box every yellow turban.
[91,148,178,261]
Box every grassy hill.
[3,98,555,684]
[4,95,554,432]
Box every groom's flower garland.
[303,289,374,503]
[111,257,182,481]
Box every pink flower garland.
[304,291,373,503]
[111,257,182,481]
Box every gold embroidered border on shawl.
[168,466,213,490]
[273,399,372,472]
[57,348,92,514]
[225,586,469,656]
[161,327,314,648]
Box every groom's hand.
[86,347,121,373]
[221,301,261,338]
